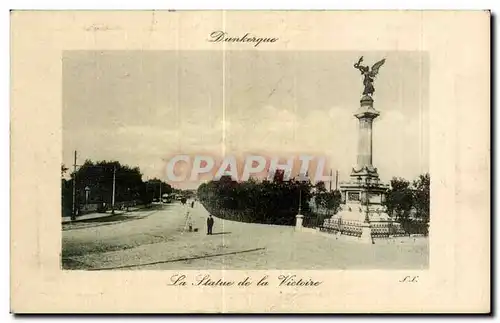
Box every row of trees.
[312,173,430,223]
[61,160,175,217]
[198,171,430,229]
[198,171,314,225]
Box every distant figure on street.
[191,201,195,208]
[207,215,214,235]
[188,213,193,232]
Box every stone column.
[354,95,380,172]
[357,118,375,167]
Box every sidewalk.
[62,210,126,224]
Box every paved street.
[62,202,429,270]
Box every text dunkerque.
[208,31,279,47]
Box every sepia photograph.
[61,50,429,271]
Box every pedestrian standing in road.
[191,201,195,208]
[207,215,214,235]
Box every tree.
[383,174,430,236]
[314,181,328,210]
[384,177,413,220]
[197,176,314,225]
[413,173,430,222]
[315,181,327,193]
[61,175,72,217]
[61,158,187,218]
[273,169,285,183]
[324,190,342,215]
[70,160,146,207]
[314,182,340,214]
[145,178,173,200]
[61,164,69,178]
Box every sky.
[63,50,429,189]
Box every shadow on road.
[85,247,266,271]
[210,232,232,236]
[82,214,130,223]
[62,206,167,231]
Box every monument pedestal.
[322,94,404,242]
[323,188,403,242]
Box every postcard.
[10,10,490,313]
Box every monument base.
[321,204,405,243]
[322,204,405,241]
[321,176,405,242]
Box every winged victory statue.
[353,56,386,96]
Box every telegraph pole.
[111,165,116,214]
[335,170,339,190]
[71,150,77,220]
